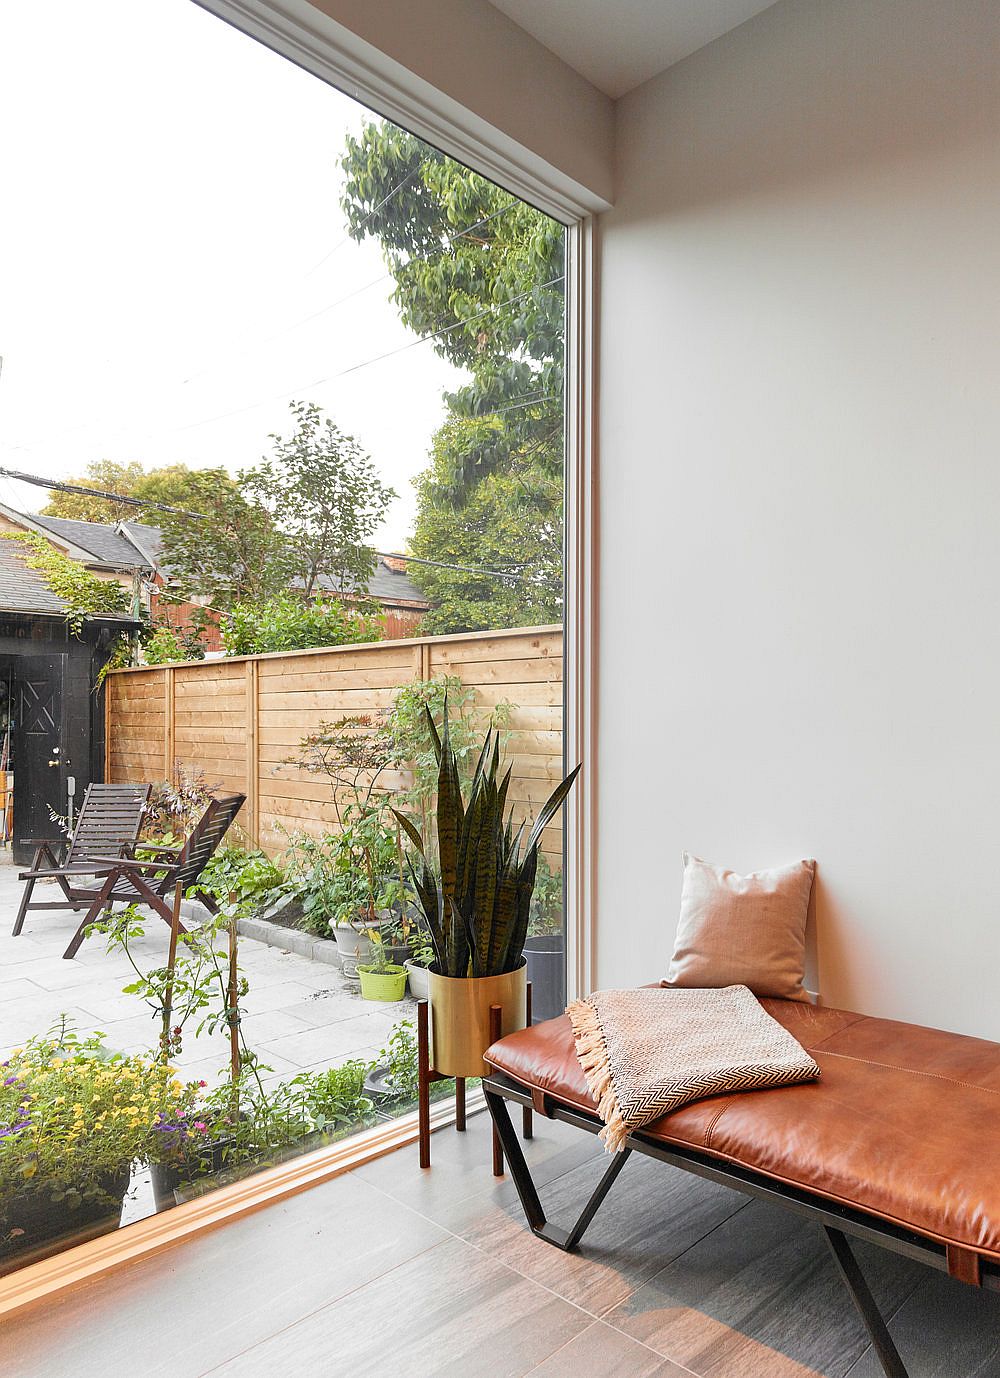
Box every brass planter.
[427,961,527,1078]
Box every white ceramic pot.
[404,959,431,1000]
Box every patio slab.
[0,858,416,1082]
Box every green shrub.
[197,847,284,919]
[222,594,379,656]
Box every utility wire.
[334,275,564,380]
[0,466,560,587]
[165,275,564,435]
[180,200,522,388]
[304,166,421,276]
[372,550,561,589]
[0,467,206,517]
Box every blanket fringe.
[566,997,628,1152]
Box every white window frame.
[0,0,599,1318]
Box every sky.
[0,0,466,551]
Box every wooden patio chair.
[12,782,153,938]
[61,791,247,960]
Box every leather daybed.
[483,992,1000,1378]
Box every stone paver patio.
[0,859,416,1087]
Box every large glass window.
[0,0,567,1273]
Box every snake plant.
[393,703,580,979]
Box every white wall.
[597,0,1000,1037]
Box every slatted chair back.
[65,783,152,865]
[167,792,247,895]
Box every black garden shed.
[0,540,139,864]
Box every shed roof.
[0,538,69,615]
[29,513,158,568]
[314,557,429,607]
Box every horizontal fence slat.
[108,626,564,873]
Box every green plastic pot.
[357,964,408,1002]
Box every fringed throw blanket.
[567,985,820,1152]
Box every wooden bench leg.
[417,999,432,1170]
[12,874,35,937]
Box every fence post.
[245,659,259,846]
[163,667,175,781]
[103,671,113,782]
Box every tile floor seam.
[192,1234,450,1378]
[540,1317,705,1378]
[838,1272,936,1378]
[599,1309,710,1376]
[455,1220,609,1324]
[516,1318,601,1376]
[359,1144,757,1329]
[592,1195,752,1322]
[196,1232,594,1378]
[344,1160,500,1229]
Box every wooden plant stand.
[417,982,533,1175]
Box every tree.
[41,461,225,524]
[409,421,561,633]
[243,401,395,598]
[156,470,288,610]
[339,123,564,631]
[41,461,146,522]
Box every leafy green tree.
[339,124,564,631]
[409,421,561,633]
[156,470,288,610]
[221,593,379,656]
[243,401,395,598]
[41,461,147,522]
[41,461,229,524]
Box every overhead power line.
[164,275,565,436]
[0,467,206,518]
[333,275,565,380]
[179,201,523,389]
[305,166,421,276]
[374,550,560,589]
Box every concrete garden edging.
[176,897,343,967]
[235,916,343,966]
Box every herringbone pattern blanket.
[567,985,820,1152]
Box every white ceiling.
[488,0,780,98]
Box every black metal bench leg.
[823,1227,909,1378]
[485,1087,631,1251]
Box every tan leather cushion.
[486,994,1000,1264]
[665,854,814,1001]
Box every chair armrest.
[18,864,117,880]
[20,837,64,847]
[86,856,180,876]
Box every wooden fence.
[105,625,564,867]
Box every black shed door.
[13,656,66,866]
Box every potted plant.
[284,717,407,975]
[522,857,565,1023]
[0,1024,202,1261]
[357,932,408,1002]
[395,703,580,1078]
[404,934,435,1000]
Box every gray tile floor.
[0,858,415,1083]
[3,1109,999,1377]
